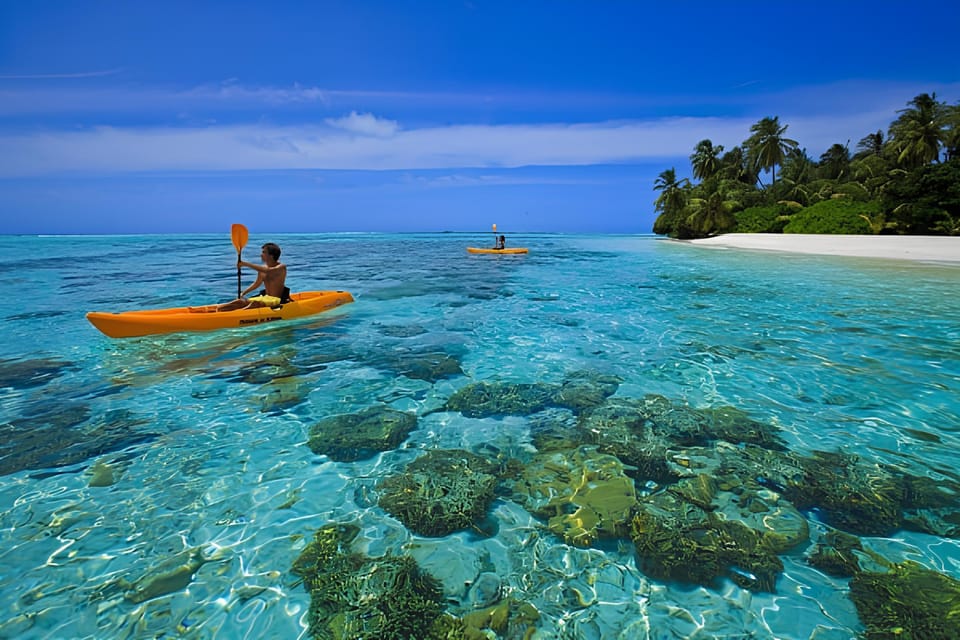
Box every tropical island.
[652,93,960,240]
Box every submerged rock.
[378,449,498,537]
[375,323,428,338]
[87,459,119,487]
[308,406,417,462]
[123,547,213,604]
[384,351,464,382]
[577,395,786,487]
[259,375,309,413]
[0,356,73,389]
[1,406,156,476]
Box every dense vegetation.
[652,93,960,238]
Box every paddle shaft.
[236,248,242,298]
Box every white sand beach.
[687,234,960,264]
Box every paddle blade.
[492,223,497,232]
[231,224,249,253]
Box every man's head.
[262,243,281,261]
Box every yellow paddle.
[231,223,249,298]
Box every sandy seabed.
[687,234,960,263]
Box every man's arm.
[239,261,285,275]
[241,272,265,296]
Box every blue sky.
[1,1,958,234]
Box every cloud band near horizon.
[0,109,906,178]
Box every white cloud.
[1,78,956,177]
[0,118,748,176]
[0,68,125,80]
[324,111,399,137]
[0,109,909,177]
[400,173,606,188]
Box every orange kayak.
[466,247,529,254]
[86,290,354,338]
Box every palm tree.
[685,191,738,237]
[855,130,884,159]
[744,116,799,186]
[780,147,816,184]
[819,142,851,180]
[944,102,960,162]
[653,168,689,215]
[887,93,948,168]
[718,146,756,185]
[690,139,724,182]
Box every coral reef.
[576,398,678,484]
[851,561,960,640]
[508,446,637,546]
[787,451,906,536]
[807,530,865,578]
[444,371,623,419]
[696,405,786,450]
[551,370,623,413]
[445,381,556,418]
[291,522,540,639]
[378,449,499,536]
[630,491,785,592]
[308,406,417,462]
[807,529,960,638]
[527,408,582,453]
[764,450,960,538]
[291,523,448,640]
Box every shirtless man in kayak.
[217,242,288,311]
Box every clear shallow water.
[1,232,958,639]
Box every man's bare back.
[217,242,287,311]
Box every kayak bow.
[86,290,354,338]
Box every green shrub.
[831,182,871,201]
[734,205,790,233]
[783,199,879,234]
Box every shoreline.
[686,234,960,264]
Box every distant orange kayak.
[86,290,354,338]
[466,247,529,254]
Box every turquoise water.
[1,232,958,639]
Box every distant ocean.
[1,232,958,639]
